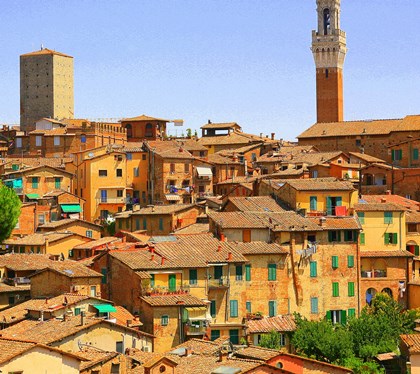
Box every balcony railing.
[361,270,387,278]
[4,277,30,286]
[97,197,131,204]
[186,324,207,335]
[208,276,229,289]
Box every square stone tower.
[20,48,74,132]
[311,0,347,123]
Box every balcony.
[185,323,207,335]
[4,277,31,286]
[97,197,130,204]
[208,276,229,289]
[361,270,387,278]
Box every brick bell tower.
[311,0,347,123]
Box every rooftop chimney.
[151,254,155,261]
[271,133,275,140]
[218,350,228,362]
[381,197,386,203]
[227,251,233,261]
[319,217,326,227]
[80,311,84,326]
[161,257,165,265]
[386,190,391,195]
[217,245,222,252]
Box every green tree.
[0,185,21,242]
[259,330,283,349]
[291,314,353,365]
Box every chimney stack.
[271,133,275,140]
[227,251,233,261]
[161,257,165,265]
[217,245,222,252]
[218,350,228,362]
[319,217,326,227]
[80,311,84,326]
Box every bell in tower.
[311,0,347,123]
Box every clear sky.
[1,1,420,140]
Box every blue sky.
[1,1,420,140]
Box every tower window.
[323,8,331,35]
[325,69,329,78]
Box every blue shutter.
[310,196,317,211]
[269,300,277,317]
[310,261,317,277]
[230,300,238,318]
[310,297,318,314]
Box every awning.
[92,304,117,313]
[186,307,207,312]
[196,166,213,177]
[165,194,181,201]
[26,193,40,199]
[60,204,82,213]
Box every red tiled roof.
[354,202,405,212]
[21,48,73,58]
[141,294,207,307]
[360,250,414,258]
[225,196,286,213]
[400,334,420,353]
[232,242,288,255]
[282,178,355,191]
[121,114,169,122]
[306,216,362,230]
[246,315,296,334]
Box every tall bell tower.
[311,0,347,123]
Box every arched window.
[81,134,86,144]
[366,288,377,305]
[323,8,331,35]
[126,124,132,138]
[145,123,153,138]
[382,288,393,298]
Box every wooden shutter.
[310,196,317,211]
[347,255,354,268]
[415,246,420,256]
[326,310,332,321]
[348,282,355,297]
[360,233,365,245]
[384,233,390,245]
[245,264,251,281]
[310,261,317,277]
[340,310,347,325]
[393,233,398,244]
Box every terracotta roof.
[141,294,207,307]
[275,151,345,166]
[270,168,306,176]
[282,178,355,191]
[76,347,119,370]
[297,118,406,138]
[225,196,286,213]
[246,315,296,334]
[306,216,362,230]
[232,242,288,255]
[116,204,197,217]
[208,211,322,232]
[146,141,194,159]
[174,223,210,235]
[362,194,420,211]
[198,130,276,147]
[354,202,405,212]
[110,306,142,327]
[2,157,72,169]
[73,237,121,250]
[217,143,262,156]
[400,334,420,353]
[0,254,54,271]
[0,315,146,344]
[38,218,102,230]
[0,283,30,293]
[201,122,241,130]
[360,250,414,258]
[110,234,248,270]
[21,48,73,58]
[3,164,73,177]
[235,346,283,361]
[122,142,146,152]
[171,338,223,355]
[217,176,256,185]
[4,232,77,246]
[175,139,208,152]
[348,152,386,163]
[122,114,169,122]
[30,260,102,278]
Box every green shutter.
[399,150,403,160]
[337,231,341,242]
[211,329,220,340]
[268,264,277,281]
[414,148,419,160]
[210,300,216,317]
[341,310,347,325]
[142,218,147,230]
[311,297,318,314]
[348,308,356,318]
[189,269,197,285]
[358,212,365,224]
[159,218,163,231]
[344,231,349,241]
[360,233,365,245]
[135,219,140,230]
[347,255,355,268]
[310,196,317,211]
[415,246,420,256]
[326,310,332,321]
[235,265,243,280]
[230,300,238,318]
[74,307,81,316]
[150,274,155,287]
[55,177,61,189]
[326,197,332,215]
[332,256,338,269]
[101,268,107,284]
[336,197,342,206]
[348,282,355,297]
[384,211,393,224]
[245,264,251,281]
[246,301,251,313]
[328,231,333,242]
[332,282,339,297]
[391,150,395,161]
[384,233,390,245]
[168,274,176,291]
[393,233,398,244]
[310,261,317,277]
[269,301,277,317]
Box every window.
[245,264,251,281]
[161,315,169,326]
[310,297,318,314]
[343,230,356,242]
[111,363,120,374]
[268,264,277,281]
[358,212,365,224]
[101,268,107,284]
[360,233,365,245]
[32,177,39,189]
[116,341,124,353]
[115,189,123,198]
[326,310,346,325]
[323,7,331,34]
[159,218,164,231]
[214,265,223,279]
[384,233,398,245]
[391,149,402,161]
[184,163,190,173]
[414,149,419,160]
[126,152,133,160]
[235,265,243,281]
[328,231,341,242]
[116,169,122,177]
[8,295,15,305]
[74,307,81,316]
[189,269,198,285]
[100,189,107,203]
[135,219,140,230]
[54,136,60,146]
[90,286,97,297]
[332,282,339,297]
[211,329,220,341]
[210,300,216,318]
[408,223,417,233]
[310,196,317,211]
[36,135,42,146]
[81,134,86,143]
[355,139,361,147]
[53,177,61,189]
[143,218,147,230]
[170,163,175,173]
[332,256,339,269]
[16,138,22,148]
[38,214,45,225]
[348,308,356,318]
[230,300,238,318]
[268,300,277,317]
[99,170,107,177]
[142,154,147,160]
[348,282,355,297]
[384,212,393,224]
[150,274,155,287]
[310,261,317,277]
[347,255,355,268]
[229,329,239,344]
[133,167,140,177]
[86,230,93,238]
[246,301,251,313]
[145,123,153,137]
[100,210,109,219]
